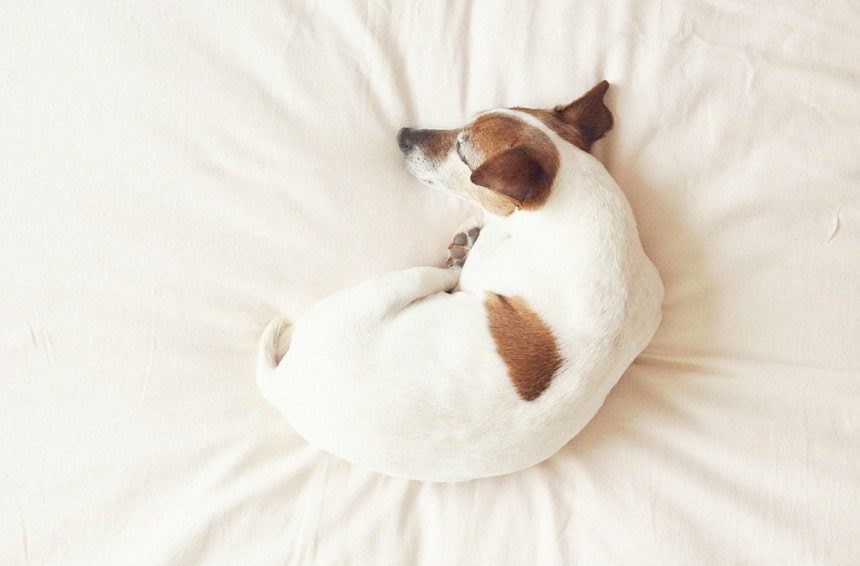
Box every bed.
[1,1,858,564]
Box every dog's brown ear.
[470,146,552,214]
[554,80,613,150]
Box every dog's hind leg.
[309,266,461,327]
[354,266,461,318]
[267,266,460,369]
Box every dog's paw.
[446,225,482,268]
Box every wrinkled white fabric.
[1,1,858,564]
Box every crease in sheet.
[824,209,840,243]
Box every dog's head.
[398,81,613,216]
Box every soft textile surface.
[2,1,858,564]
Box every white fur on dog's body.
[258,110,663,482]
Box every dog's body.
[258,82,663,481]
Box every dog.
[257,81,663,482]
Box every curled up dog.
[257,81,664,482]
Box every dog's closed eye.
[456,140,472,170]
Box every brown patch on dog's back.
[484,293,563,401]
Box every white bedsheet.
[1,1,858,564]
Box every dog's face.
[398,81,614,216]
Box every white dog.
[257,81,663,482]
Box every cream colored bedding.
[1,1,858,564]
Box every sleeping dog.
[257,81,663,482]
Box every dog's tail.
[256,316,293,385]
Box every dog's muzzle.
[397,127,432,153]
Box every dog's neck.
[505,145,628,239]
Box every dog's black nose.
[397,127,430,152]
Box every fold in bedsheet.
[1,1,858,564]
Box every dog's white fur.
[257,107,663,482]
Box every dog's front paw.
[446,225,481,268]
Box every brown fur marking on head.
[484,293,563,401]
[465,115,560,212]
[421,129,459,161]
[513,108,586,149]
[514,80,614,151]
